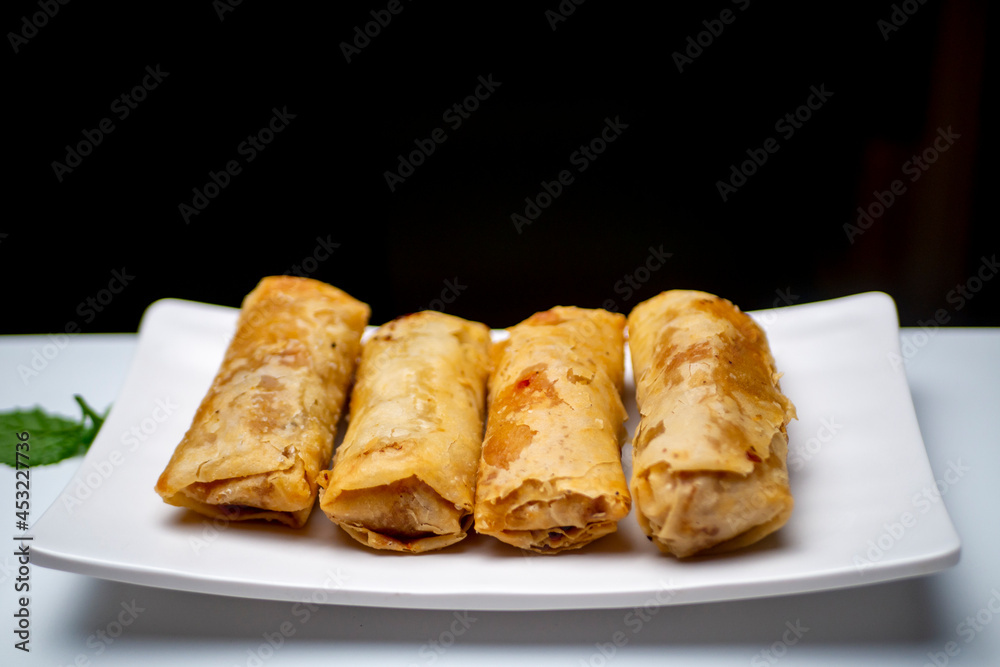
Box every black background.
[4,0,995,334]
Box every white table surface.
[2,329,997,666]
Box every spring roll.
[627,290,796,557]
[474,306,631,554]
[316,311,491,552]
[154,275,370,528]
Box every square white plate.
[31,291,960,610]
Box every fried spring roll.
[316,311,491,552]
[474,306,631,553]
[154,276,370,528]
[627,290,796,557]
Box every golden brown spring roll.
[627,290,796,557]
[474,306,632,553]
[154,275,370,528]
[316,311,491,552]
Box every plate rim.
[30,290,962,610]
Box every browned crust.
[474,306,632,553]
[316,310,491,552]
[154,276,370,527]
[627,290,796,557]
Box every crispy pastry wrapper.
[627,290,796,558]
[474,306,632,553]
[316,311,491,552]
[154,276,370,528]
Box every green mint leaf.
[74,394,109,448]
[0,397,111,467]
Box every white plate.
[31,291,960,610]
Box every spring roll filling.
[326,477,469,540]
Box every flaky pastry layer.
[474,306,631,553]
[317,311,491,552]
[627,290,796,557]
[154,276,370,527]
